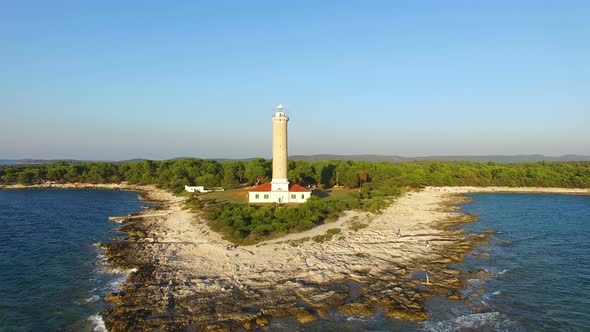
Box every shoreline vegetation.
[197,186,403,245]
[2,182,589,330]
[2,160,590,193]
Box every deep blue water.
[0,189,144,331]
[450,193,590,331]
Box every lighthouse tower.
[271,104,289,191]
[248,104,311,204]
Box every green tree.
[245,159,271,186]
[222,162,242,188]
[339,167,359,188]
[17,169,40,185]
[288,160,314,185]
[2,168,17,183]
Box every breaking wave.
[420,312,524,331]
[87,314,107,332]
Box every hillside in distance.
[287,154,590,163]
[2,154,590,165]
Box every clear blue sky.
[1,0,588,160]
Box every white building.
[185,185,209,193]
[248,104,311,203]
[248,182,311,203]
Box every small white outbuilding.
[184,185,209,193]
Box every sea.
[0,189,145,331]
[0,190,589,331]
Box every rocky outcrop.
[100,188,491,331]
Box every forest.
[1,159,589,192]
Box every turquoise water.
[0,189,144,331]
[1,190,589,331]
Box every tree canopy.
[1,159,589,192]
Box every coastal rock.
[447,290,462,300]
[442,268,462,275]
[288,307,317,323]
[337,302,375,316]
[255,317,269,326]
[242,321,255,330]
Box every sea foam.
[421,312,523,332]
[87,314,107,332]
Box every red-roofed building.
[248,105,312,203]
[249,182,311,203]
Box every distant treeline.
[1,159,590,192]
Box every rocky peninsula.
[2,183,588,330]
[96,185,587,330]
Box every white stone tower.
[271,104,289,191]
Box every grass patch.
[204,188,249,204]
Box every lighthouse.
[271,104,289,191]
[248,104,311,204]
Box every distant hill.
[288,154,590,163]
[2,154,590,165]
[0,159,79,166]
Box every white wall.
[185,185,206,193]
[248,191,311,203]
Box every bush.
[312,234,333,242]
[349,221,368,232]
[327,228,341,235]
[203,197,351,244]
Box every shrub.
[349,221,368,232]
[327,228,341,235]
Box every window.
[301,194,305,199]
[255,194,259,199]
[291,194,296,199]
[264,194,269,199]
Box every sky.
[1,0,589,160]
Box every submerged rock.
[255,317,269,326]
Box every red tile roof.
[289,183,311,192]
[248,182,272,192]
[248,182,311,192]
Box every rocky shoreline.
[2,184,588,331]
[99,187,487,331]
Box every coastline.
[2,184,588,330]
[424,186,590,195]
[100,186,475,330]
